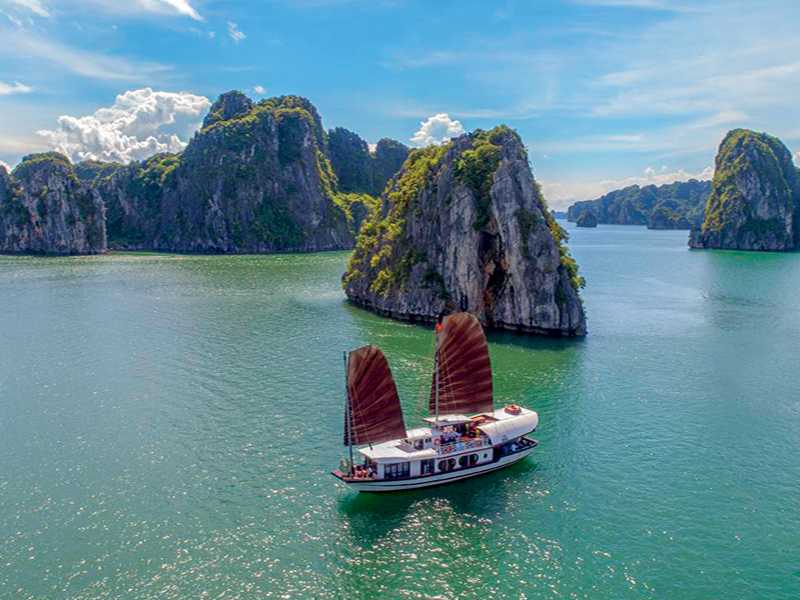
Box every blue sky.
[1,0,799,208]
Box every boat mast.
[343,351,354,475]
[434,321,441,423]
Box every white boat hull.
[336,443,536,492]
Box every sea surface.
[2,223,800,599]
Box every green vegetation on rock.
[13,152,77,185]
[692,128,800,251]
[547,210,585,290]
[139,153,181,186]
[702,129,792,233]
[345,142,449,294]
[454,128,504,229]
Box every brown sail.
[429,312,493,416]
[344,345,407,446]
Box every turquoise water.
[2,224,800,599]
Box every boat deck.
[333,436,538,487]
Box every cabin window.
[384,462,410,480]
[421,459,434,475]
[483,453,488,459]
[438,459,458,472]
[458,455,469,468]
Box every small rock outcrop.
[0,152,106,254]
[575,211,598,228]
[201,91,254,129]
[690,129,800,251]
[328,128,409,196]
[371,139,411,194]
[343,126,586,336]
[568,179,711,229]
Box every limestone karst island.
[1,2,799,599]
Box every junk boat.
[332,312,538,492]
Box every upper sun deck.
[422,414,474,427]
[356,426,437,461]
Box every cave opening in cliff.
[479,231,508,317]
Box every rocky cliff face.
[142,94,352,253]
[690,129,800,251]
[328,128,409,196]
[0,152,106,254]
[343,126,586,336]
[568,179,711,229]
[77,156,169,249]
[80,93,365,253]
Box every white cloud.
[53,0,202,20]
[7,0,50,17]
[2,29,170,82]
[0,159,10,172]
[540,165,713,210]
[141,0,201,20]
[37,87,211,164]
[227,21,245,42]
[253,85,266,95]
[0,80,32,95]
[795,151,800,166]
[410,113,465,146]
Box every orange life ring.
[504,404,522,415]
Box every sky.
[1,0,799,209]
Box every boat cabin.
[351,406,538,481]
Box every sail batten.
[429,313,493,416]
[344,345,406,446]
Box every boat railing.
[436,437,487,455]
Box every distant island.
[690,129,800,251]
[567,179,711,230]
[343,126,587,336]
[576,211,598,228]
[0,91,408,255]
